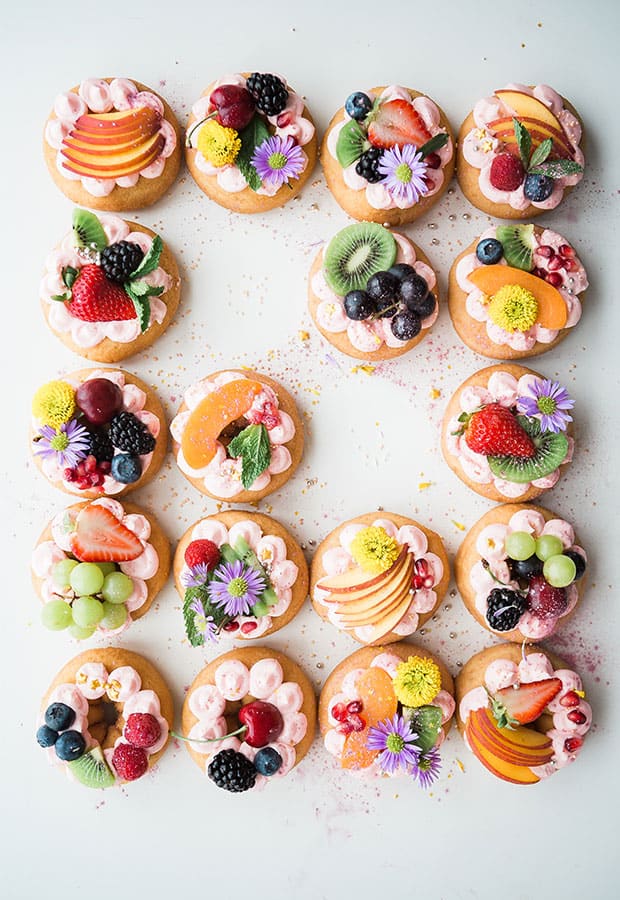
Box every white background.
[2,1,619,897]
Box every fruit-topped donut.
[30,368,166,498]
[448,224,587,359]
[455,503,587,642]
[321,85,454,226]
[456,644,592,785]
[441,364,575,502]
[40,209,181,363]
[179,647,316,793]
[43,77,182,210]
[457,83,584,218]
[36,648,173,788]
[171,369,303,502]
[319,644,454,787]
[174,511,308,644]
[32,499,170,640]
[307,223,439,360]
[185,73,317,213]
[311,512,450,646]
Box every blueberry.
[407,291,436,319]
[110,453,142,484]
[343,290,375,321]
[254,747,282,776]
[387,263,416,282]
[523,173,554,202]
[563,550,587,581]
[509,554,544,581]
[345,92,373,121]
[398,272,428,307]
[366,271,399,303]
[36,725,58,748]
[391,311,421,341]
[476,238,504,265]
[45,702,75,732]
[55,730,86,762]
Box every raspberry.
[184,539,221,571]
[124,713,161,749]
[112,743,149,781]
[489,152,525,191]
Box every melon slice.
[467,265,567,330]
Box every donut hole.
[217,416,249,449]
[86,697,124,749]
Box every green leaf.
[490,696,518,731]
[183,589,205,647]
[228,424,271,489]
[528,138,553,170]
[128,279,150,297]
[528,159,584,179]
[51,293,71,302]
[418,133,449,158]
[336,120,369,167]
[124,284,150,333]
[72,209,108,252]
[62,266,78,289]
[130,235,163,279]
[513,118,531,171]
[404,705,443,753]
[232,536,277,609]
[236,116,271,192]
[219,542,242,565]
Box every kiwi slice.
[72,209,108,252]
[324,223,397,295]
[336,120,369,167]
[488,416,568,483]
[496,224,535,272]
[68,745,115,789]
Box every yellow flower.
[32,380,75,428]
[488,284,539,333]
[350,526,399,574]
[393,656,442,707]
[196,119,241,167]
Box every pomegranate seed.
[563,259,578,272]
[567,710,587,725]
[346,700,363,714]
[331,703,348,723]
[425,152,441,169]
[546,272,563,287]
[240,621,257,634]
[349,714,366,732]
[415,559,429,576]
[101,462,111,473]
[64,468,76,482]
[537,245,554,258]
[223,621,239,632]
[564,736,583,753]
[336,721,353,735]
[532,267,547,279]
[548,255,563,271]
[558,244,575,258]
[276,111,293,127]
[560,691,580,708]
[84,454,97,473]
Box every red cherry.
[238,700,284,748]
[558,244,575,258]
[346,700,363,715]
[331,702,348,722]
[567,709,587,725]
[546,272,563,287]
[537,245,554,258]
[210,85,255,131]
[76,378,123,426]
[560,691,581,708]
[564,736,583,754]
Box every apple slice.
[466,720,541,785]
[335,558,414,624]
[467,264,567,330]
[494,90,567,140]
[319,547,407,595]
[357,590,414,643]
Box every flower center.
[268,151,288,171]
[537,396,557,415]
[50,432,70,452]
[386,733,405,753]
[418,755,431,772]
[487,284,539,333]
[394,163,413,184]
[227,577,248,598]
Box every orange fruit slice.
[467,265,567,330]
[341,666,397,770]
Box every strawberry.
[491,677,562,728]
[70,504,143,562]
[461,403,536,458]
[184,539,221,571]
[66,264,137,323]
[367,99,431,150]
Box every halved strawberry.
[491,677,562,728]
[65,264,137,323]
[70,504,143,562]
[367,99,432,150]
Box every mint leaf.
[124,284,150,333]
[513,118,531,171]
[528,159,583,179]
[404,705,443,753]
[219,542,242,565]
[233,536,277,605]
[528,139,553,170]
[336,120,369,167]
[127,279,150,297]
[62,266,78,289]
[130,235,163,279]
[236,116,271,192]
[228,423,271,489]
[183,589,205,647]
[419,133,449,158]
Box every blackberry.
[246,73,288,117]
[486,588,527,632]
[109,412,156,455]
[208,749,257,793]
[100,241,145,283]
[355,148,384,183]
[88,429,114,463]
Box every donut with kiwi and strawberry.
[448,223,587,360]
[40,209,181,363]
[185,72,317,213]
[311,512,450,646]
[170,369,303,502]
[43,77,182,211]
[319,643,454,786]
[321,85,454,226]
[30,368,167,499]
[455,503,587,643]
[177,647,316,792]
[457,83,584,219]
[36,648,173,788]
[308,222,439,360]
[32,498,171,641]
[441,363,575,502]
[456,644,592,785]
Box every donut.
[319,643,454,786]
[170,369,303,502]
[310,511,450,646]
[174,510,308,644]
[30,368,167,499]
[455,644,592,784]
[441,363,575,502]
[185,72,317,213]
[307,223,440,360]
[455,503,587,643]
[36,648,173,788]
[321,85,454,226]
[457,83,584,219]
[39,208,181,363]
[180,647,316,792]
[448,223,587,360]
[32,498,171,640]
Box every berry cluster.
[36,702,86,761]
[206,700,285,792]
[343,263,436,342]
[112,712,162,782]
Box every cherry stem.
[185,113,218,148]
[171,724,247,744]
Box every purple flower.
[378,144,429,205]
[516,379,574,433]
[366,713,420,775]
[413,747,442,789]
[182,563,211,588]
[189,598,218,643]
[207,560,265,617]
[251,135,305,189]
[34,419,90,468]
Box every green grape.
[52,558,79,589]
[69,622,96,640]
[97,563,118,577]
[535,534,564,561]
[505,531,536,561]
[41,599,73,631]
[72,595,105,628]
[70,562,105,596]
[543,554,577,588]
[101,572,133,604]
[101,601,128,630]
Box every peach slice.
[341,667,398,770]
[335,558,414,624]
[468,708,553,766]
[466,721,541,785]
[494,90,567,139]
[361,591,415,644]
[488,119,572,160]
[467,264,567,330]
[74,108,161,137]
[181,379,264,470]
